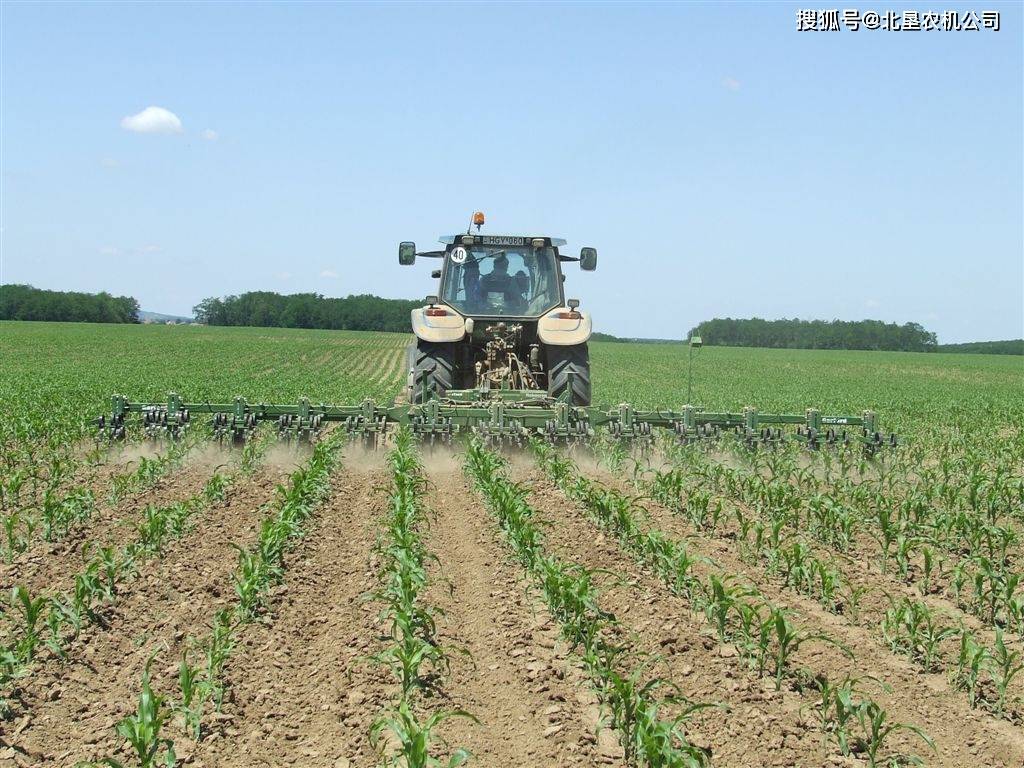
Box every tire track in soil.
[0,462,220,603]
[421,469,607,768]
[560,461,1024,768]
[4,466,287,768]
[192,465,391,768]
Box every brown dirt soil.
[1,466,285,767]
[0,452,221,597]
[190,463,392,768]
[420,468,613,768]
[538,460,1024,768]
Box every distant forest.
[0,284,140,324]
[687,318,938,352]
[193,292,418,332]
[934,339,1024,356]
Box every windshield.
[441,245,562,316]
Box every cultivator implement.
[98,380,897,452]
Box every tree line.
[192,292,419,332]
[934,339,1023,356]
[687,317,939,352]
[0,284,140,324]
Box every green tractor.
[399,212,597,405]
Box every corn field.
[0,320,1021,767]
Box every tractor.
[398,212,596,406]
[99,212,896,451]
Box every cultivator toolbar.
[98,382,897,452]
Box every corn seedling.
[100,657,176,768]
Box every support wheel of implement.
[546,343,591,406]
[410,341,456,404]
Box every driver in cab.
[480,254,527,312]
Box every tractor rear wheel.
[546,343,591,406]
[410,341,456,403]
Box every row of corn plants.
[0,431,267,717]
[698,437,1024,634]
[641,440,1024,720]
[370,428,475,768]
[0,463,234,717]
[89,433,345,767]
[550,443,936,766]
[467,440,716,768]
[0,439,191,563]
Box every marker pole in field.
[686,335,702,405]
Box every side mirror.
[579,247,597,271]
[399,242,416,266]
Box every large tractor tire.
[409,341,456,403]
[546,343,591,406]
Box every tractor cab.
[438,236,565,319]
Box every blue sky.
[1,1,1021,342]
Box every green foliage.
[688,317,937,352]
[935,339,1023,355]
[193,291,420,332]
[99,657,177,768]
[0,284,140,324]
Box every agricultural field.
[1,320,1022,768]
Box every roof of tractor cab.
[438,234,568,247]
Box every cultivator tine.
[275,398,324,445]
[211,397,257,445]
[97,394,129,441]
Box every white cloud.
[722,77,741,92]
[320,269,339,279]
[99,246,121,256]
[200,128,219,141]
[276,271,292,281]
[865,298,880,309]
[120,106,183,134]
[100,157,120,168]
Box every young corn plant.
[856,700,935,768]
[9,585,47,664]
[370,699,476,768]
[174,650,208,740]
[100,657,176,768]
[201,608,236,711]
[990,628,1023,717]
[880,596,958,672]
[767,607,852,691]
[952,629,989,708]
